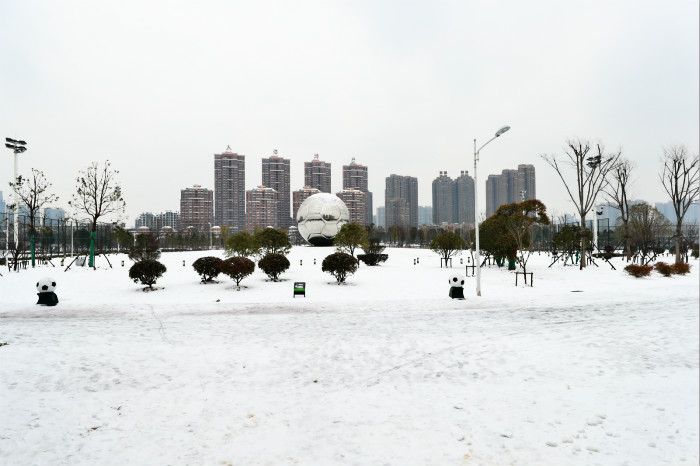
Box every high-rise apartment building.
[246,186,278,231]
[337,188,367,225]
[293,186,321,224]
[304,154,332,193]
[432,171,454,224]
[180,185,214,232]
[517,164,536,201]
[485,164,536,217]
[214,148,246,231]
[262,150,291,228]
[342,158,372,225]
[385,174,418,229]
[431,170,475,226]
[454,171,475,226]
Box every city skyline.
[1,2,697,226]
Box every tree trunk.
[675,223,682,263]
[624,221,631,261]
[580,214,587,269]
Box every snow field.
[1,247,698,465]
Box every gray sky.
[2,0,698,225]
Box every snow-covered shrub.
[322,252,358,284]
[671,261,691,275]
[624,264,652,278]
[258,253,290,281]
[129,259,166,289]
[221,256,255,287]
[654,262,674,277]
[192,256,224,283]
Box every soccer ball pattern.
[36,277,57,292]
[448,274,465,287]
[297,193,350,246]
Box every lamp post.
[5,137,27,247]
[473,125,510,296]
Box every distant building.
[385,174,418,229]
[293,186,321,224]
[180,185,214,232]
[43,207,66,223]
[262,150,291,228]
[136,210,180,232]
[342,158,372,225]
[376,206,386,229]
[418,206,432,226]
[431,170,475,227]
[304,154,332,193]
[337,188,367,225]
[655,200,700,224]
[454,171,475,226]
[485,164,536,217]
[214,148,246,232]
[246,186,278,231]
[135,212,156,230]
[432,171,454,224]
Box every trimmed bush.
[357,238,389,266]
[221,256,255,287]
[654,261,673,277]
[129,259,166,289]
[692,249,699,259]
[258,253,290,281]
[357,253,389,266]
[671,261,691,275]
[322,252,358,284]
[192,256,224,283]
[624,264,652,278]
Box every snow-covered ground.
[1,247,698,466]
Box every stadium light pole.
[5,138,27,248]
[473,125,510,296]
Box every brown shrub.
[624,264,652,278]
[654,262,674,277]
[671,261,691,275]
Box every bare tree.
[68,161,125,267]
[627,203,671,265]
[659,145,699,263]
[542,139,621,269]
[9,168,59,237]
[69,160,125,232]
[604,158,634,261]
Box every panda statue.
[448,273,465,300]
[36,277,59,306]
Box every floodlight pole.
[13,150,18,246]
[473,126,510,297]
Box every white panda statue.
[36,277,59,306]
[448,273,465,300]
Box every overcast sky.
[1,0,698,225]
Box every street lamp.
[5,137,27,247]
[473,125,510,296]
[208,222,212,250]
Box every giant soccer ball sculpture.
[297,193,350,246]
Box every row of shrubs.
[193,251,362,286]
[193,254,287,285]
[624,261,691,278]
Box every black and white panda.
[36,277,59,306]
[448,273,466,300]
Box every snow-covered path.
[1,249,698,465]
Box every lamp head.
[495,126,511,137]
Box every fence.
[0,215,217,257]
